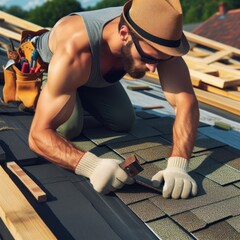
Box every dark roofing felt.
[192,8,240,49]
[0,51,240,239]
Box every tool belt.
[2,29,49,110]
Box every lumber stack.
[144,31,240,115]
[184,31,240,115]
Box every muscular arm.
[157,57,199,160]
[29,16,91,170]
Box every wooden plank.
[0,166,56,240]
[194,88,240,116]
[184,31,240,56]
[0,26,21,41]
[210,62,240,70]
[184,58,219,76]
[189,69,240,88]
[0,11,42,31]
[0,20,23,34]
[209,63,240,76]
[7,161,47,203]
[197,82,240,101]
[201,50,232,64]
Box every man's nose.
[145,63,157,72]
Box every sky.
[0,0,101,10]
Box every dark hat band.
[125,10,181,48]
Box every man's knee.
[57,123,83,140]
[107,110,136,132]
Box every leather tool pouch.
[2,29,49,110]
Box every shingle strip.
[135,145,171,162]
[149,172,240,216]
[227,216,240,233]
[193,221,240,240]
[147,217,194,240]
[191,196,240,224]
[172,211,207,232]
[128,199,165,222]
[188,155,240,185]
[115,183,159,205]
[108,136,169,154]
[83,127,136,146]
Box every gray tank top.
[37,7,123,88]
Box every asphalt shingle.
[147,217,194,240]
[191,196,240,224]
[172,211,207,232]
[149,172,240,216]
[193,221,240,240]
[128,199,165,222]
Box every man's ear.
[119,25,130,41]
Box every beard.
[121,41,146,79]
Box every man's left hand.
[151,157,197,199]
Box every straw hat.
[122,0,189,56]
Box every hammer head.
[120,155,143,177]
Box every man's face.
[121,40,147,79]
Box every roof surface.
[0,74,240,239]
[192,8,240,49]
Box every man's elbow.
[28,128,39,153]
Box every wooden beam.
[197,82,240,101]
[201,50,232,64]
[184,31,240,56]
[7,162,47,203]
[0,26,21,41]
[189,69,240,88]
[0,11,43,31]
[0,166,56,240]
[194,88,240,115]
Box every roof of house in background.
[192,3,240,49]
[0,9,240,240]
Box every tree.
[26,0,83,27]
[87,0,127,10]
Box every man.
[29,0,199,199]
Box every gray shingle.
[136,111,160,119]
[129,119,161,138]
[147,217,194,240]
[227,216,240,232]
[115,183,159,205]
[149,173,240,216]
[191,196,240,224]
[83,126,136,145]
[188,155,240,185]
[172,211,207,232]
[135,145,171,162]
[128,200,165,222]
[108,136,170,154]
[193,221,240,240]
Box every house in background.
[192,2,240,49]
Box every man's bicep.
[157,57,194,107]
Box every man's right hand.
[75,152,134,194]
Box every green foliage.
[1,5,27,19]
[181,0,240,23]
[26,0,83,27]
[88,0,127,10]
[1,0,240,26]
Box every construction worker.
[29,0,199,199]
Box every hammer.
[120,155,162,193]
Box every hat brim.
[122,1,189,56]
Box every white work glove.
[75,152,134,194]
[151,157,197,199]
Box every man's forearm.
[170,101,199,159]
[29,129,85,170]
